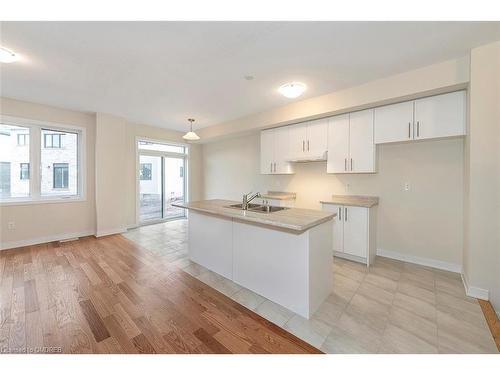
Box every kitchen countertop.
[260,191,296,201]
[320,195,379,208]
[174,199,335,234]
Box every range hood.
[287,150,328,162]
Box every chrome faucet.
[242,191,261,210]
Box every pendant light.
[182,118,200,141]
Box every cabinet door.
[349,109,375,173]
[288,124,308,160]
[322,204,343,254]
[343,206,368,258]
[306,119,328,157]
[274,127,294,174]
[374,101,414,144]
[260,130,275,174]
[414,91,466,140]
[327,114,350,173]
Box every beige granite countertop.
[260,191,296,201]
[320,195,379,208]
[174,199,335,234]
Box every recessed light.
[0,46,19,63]
[278,82,306,98]
[244,75,254,81]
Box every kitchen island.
[174,199,335,319]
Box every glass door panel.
[163,157,186,219]
[139,155,163,222]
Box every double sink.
[225,203,289,214]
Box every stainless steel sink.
[225,203,289,213]
[226,203,262,210]
[248,206,289,213]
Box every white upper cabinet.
[374,91,466,144]
[327,114,350,173]
[287,119,328,161]
[260,128,294,175]
[349,109,375,173]
[374,101,414,144]
[327,110,375,174]
[414,91,466,140]
[306,119,328,158]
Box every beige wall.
[0,97,97,246]
[199,57,469,142]
[463,41,500,312]
[203,133,464,267]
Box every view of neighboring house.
[0,124,78,198]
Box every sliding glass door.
[138,140,187,224]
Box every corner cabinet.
[260,127,294,175]
[374,90,466,144]
[327,109,375,174]
[321,203,377,266]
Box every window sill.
[0,196,86,207]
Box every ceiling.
[1,21,500,132]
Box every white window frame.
[0,115,86,206]
[135,136,189,226]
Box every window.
[140,163,152,180]
[0,120,84,203]
[138,140,187,154]
[44,133,64,148]
[41,129,78,196]
[0,124,30,199]
[17,134,28,146]
[53,163,69,189]
[20,163,30,180]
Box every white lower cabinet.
[322,203,377,266]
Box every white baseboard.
[95,227,128,238]
[0,230,96,251]
[461,273,490,300]
[376,248,462,273]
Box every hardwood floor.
[478,299,500,352]
[0,235,321,354]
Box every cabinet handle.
[302,140,305,152]
[274,162,276,173]
[345,207,348,221]
[417,121,420,137]
[344,158,347,171]
[350,158,353,171]
[270,162,272,173]
[408,122,411,139]
[338,207,341,221]
[307,140,310,151]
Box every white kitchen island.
[174,199,335,319]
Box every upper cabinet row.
[374,90,466,144]
[260,90,466,175]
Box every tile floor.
[123,219,498,354]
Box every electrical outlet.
[404,182,410,191]
[345,183,350,192]
[7,221,15,230]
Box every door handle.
[307,140,310,151]
[350,158,353,171]
[408,122,411,139]
[417,121,420,137]
[345,207,348,221]
[302,140,305,152]
[344,158,347,171]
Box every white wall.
[463,41,500,311]
[203,133,464,267]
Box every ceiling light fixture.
[0,46,19,63]
[182,118,200,141]
[278,82,306,99]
